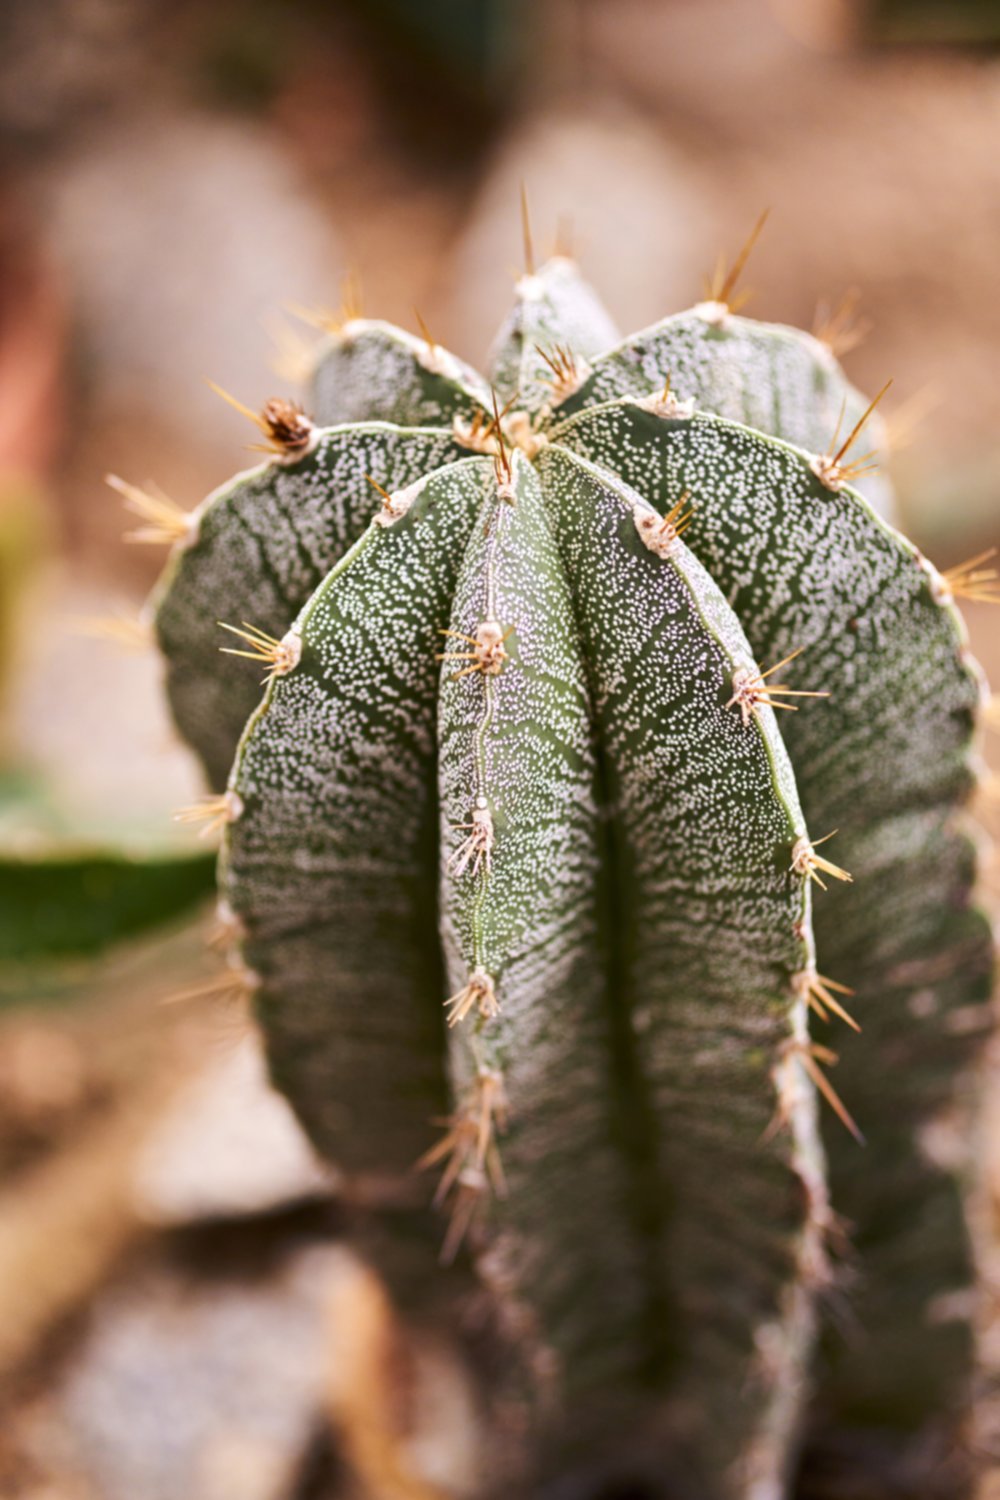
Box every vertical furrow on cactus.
[151,424,464,787]
[435,451,653,1461]
[487,258,620,416]
[310,320,490,430]
[549,398,991,1452]
[550,403,979,821]
[549,311,894,517]
[221,458,492,1199]
[535,444,826,1500]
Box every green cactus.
[134,227,993,1499]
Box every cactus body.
[142,256,993,1498]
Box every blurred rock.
[41,106,337,443]
[20,1241,347,1500]
[446,104,714,368]
[133,1034,337,1228]
[35,106,341,575]
[0,0,159,146]
[7,579,203,844]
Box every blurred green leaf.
[0,850,217,963]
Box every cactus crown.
[136,221,992,1498]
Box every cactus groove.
[138,243,993,1499]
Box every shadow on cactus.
[128,217,994,1500]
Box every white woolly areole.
[923,557,953,608]
[505,410,549,459]
[515,273,544,302]
[374,474,429,527]
[214,896,246,942]
[178,508,203,552]
[808,451,847,491]
[416,342,462,381]
[633,500,682,559]
[806,330,840,373]
[635,388,696,421]
[223,789,245,822]
[790,837,814,876]
[692,299,731,327]
[336,317,370,345]
[275,629,303,674]
[452,413,498,455]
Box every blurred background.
[0,0,999,1496]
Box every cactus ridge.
[549,308,897,520]
[153,422,466,788]
[141,255,993,1498]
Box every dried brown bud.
[261,398,313,451]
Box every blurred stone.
[325,1255,483,1500]
[0,0,159,143]
[7,578,203,842]
[41,106,338,446]
[22,1242,347,1500]
[446,104,714,368]
[36,105,341,577]
[133,1034,337,1227]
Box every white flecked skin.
[153,423,464,788]
[549,397,992,1460]
[144,259,992,1500]
[549,307,898,523]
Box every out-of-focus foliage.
[0,849,215,967]
[869,0,1000,43]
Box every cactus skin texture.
[141,252,993,1500]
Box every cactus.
[133,223,993,1499]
